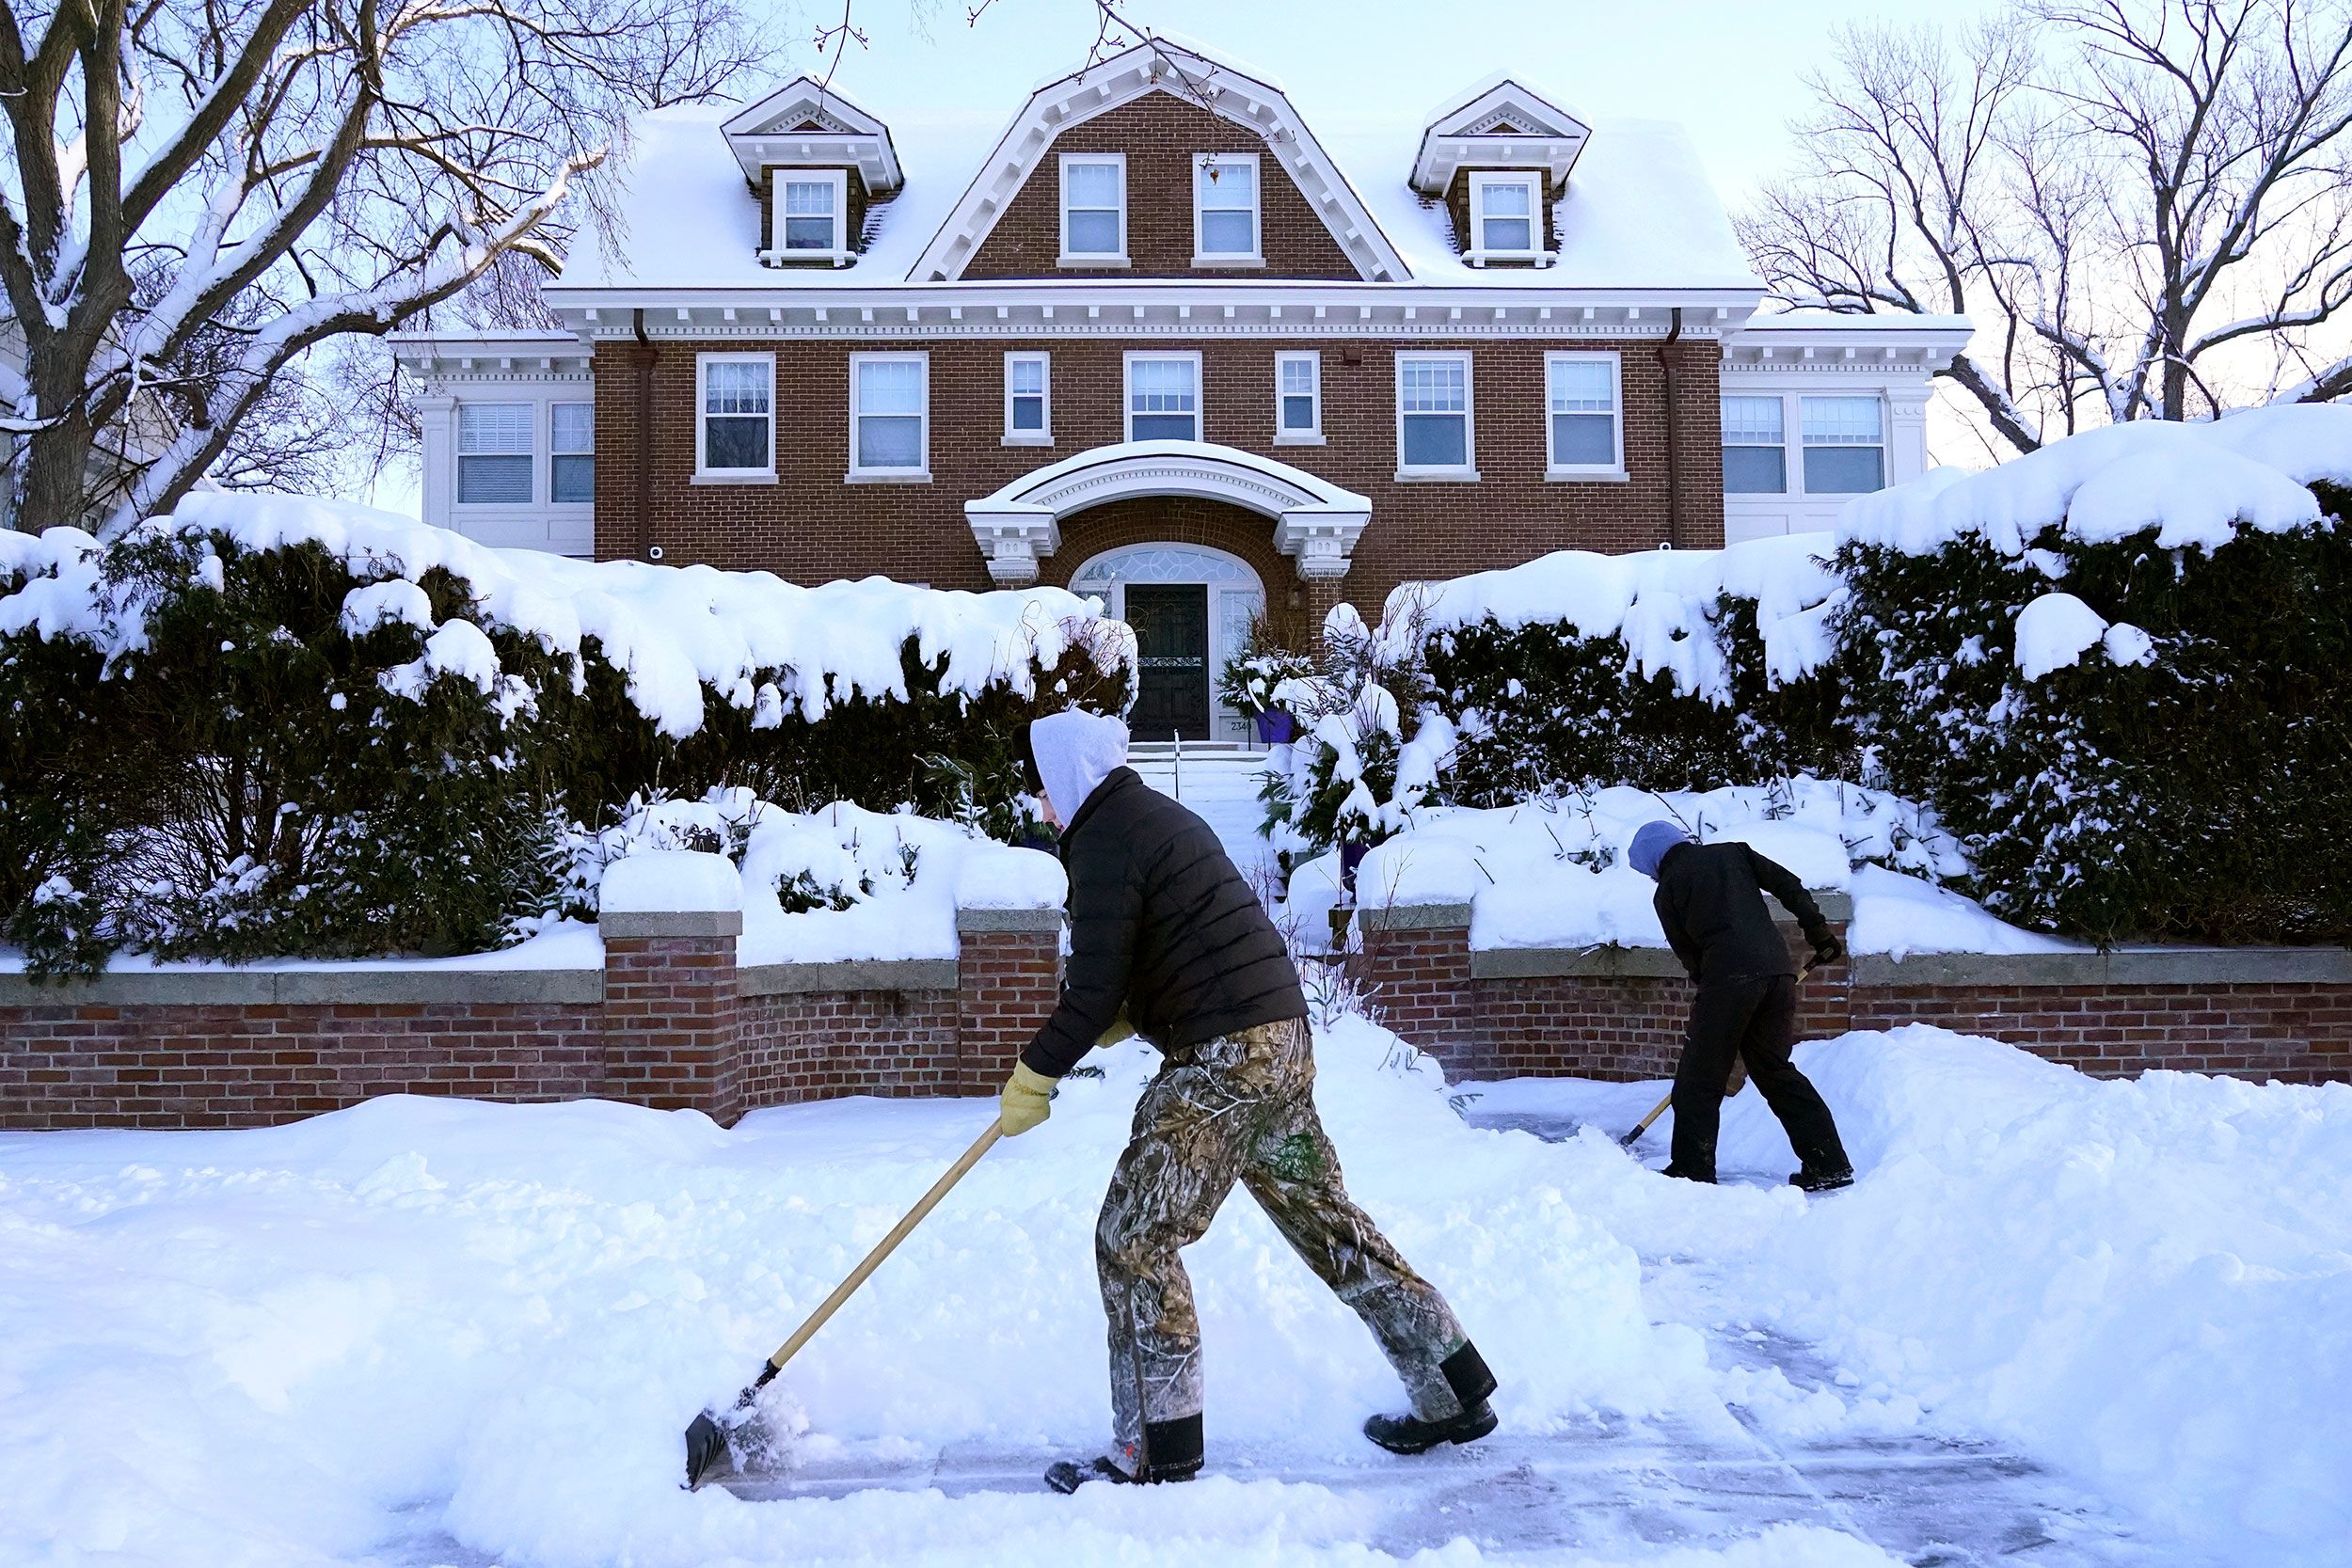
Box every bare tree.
[0,0,773,534]
[1742,0,2352,455]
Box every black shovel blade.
[683,1409,730,1490]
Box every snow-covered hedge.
[1839,408,2352,944]
[0,496,1130,972]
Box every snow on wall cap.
[596,850,743,914]
[1840,405,2349,560]
[953,843,1069,911]
[1411,72,1593,196]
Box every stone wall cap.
[1471,943,1687,980]
[741,957,960,997]
[956,905,1064,933]
[0,966,601,1007]
[1356,900,1473,932]
[1854,946,2352,987]
[599,910,745,940]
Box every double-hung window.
[1193,152,1262,265]
[1126,352,1200,441]
[1721,396,1788,494]
[696,354,773,479]
[1469,172,1544,263]
[849,353,929,478]
[1801,395,1886,493]
[1004,352,1051,444]
[1275,352,1321,442]
[549,403,595,503]
[775,169,848,256]
[1059,153,1128,265]
[1546,352,1622,476]
[456,403,532,503]
[1395,352,1473,476]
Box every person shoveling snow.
[1002,710,1499,1491]
[1628,820,1855,1193]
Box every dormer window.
[1193,152,1261,266]
[1059,153,1128,266]
[767,168,850,264]
[1467,171,1545,264]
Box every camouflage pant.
[1095,1015,1471,1455]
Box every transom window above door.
[1126,352,1201,441]
[1193,152,1261,265]
[1059,153,1128,265]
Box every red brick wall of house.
[960,91,1361,280]
[591,333,1724,616]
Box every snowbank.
[1283,780,2064,959]
[0,492,1128,738]
[1841,404,2352,559]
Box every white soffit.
[1411,74,1593,195]
[721,75,904,192]
[907,38,1408,285]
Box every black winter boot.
[1044,1414,1203,1493]
[1363,1342,1500,1455]
[1660,1163,1717,1183]
[1789,1165,1854,1194]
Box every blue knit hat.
[1629,820,1692,879]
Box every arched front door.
[1069,544,1265,743]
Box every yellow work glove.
[998,1060,1057,1136]
[1098,1008,1136,1049]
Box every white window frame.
[1467,170,1547,267]
[1123,350,1203,443]
[1393,350,1476,480]
[548,401,596,506]
[1058,152,1129,268]
[454,401,535,507]
[1274,351,1323,444]
[768,167,850,264]
[693,352,776,483]
[1003,351,1053,446]
[1544,350,1626,481]
[847,351,931,483]
[1191,151,1263,268]
[1799,393,1889,495]
[1720,393,1789,497]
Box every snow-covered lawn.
[4,1022,2345,1567]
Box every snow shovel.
[683,1121,1004,1489]
[1616,962,1816,1148]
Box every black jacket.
[1022,768,1307,1077]
[1652,841,1829,986]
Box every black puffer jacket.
[1021,768,1306,1077]
[1652,841,1830,986]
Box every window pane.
[1804,445,1885,494]
[1011,395,1045,432]
[705,361,769,416]
[1551,413,1615,466]
[1132,413,1197,440]
[783,181,834,214]
[1483,216,1534,252]
[1130,358,1197,413]
[551,452,595,503]
[457,454,531,503]
[1009,358,1044,396]
[1724,446,1788,494]
[856,358,924,415]
[1067,210,1119,254]
[551,403,594,454]
[1802,396,1883,444]
[1200,159,1254,206]
[456,403,531,454]
[1549,357,1615,411]
[1400,359,1466,412]
[703,416,767,471]
[1200,209,1256,254]
[1481,180,1532,217]
[1281,394,1316,431]
[1280,357,1315,395]
[1721,395,1784,445]
[1403,414,1467,467]
[1066,162,1120,206]
[856,414,923,468]
[784,215,834,249]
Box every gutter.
[1659,306,1684,550]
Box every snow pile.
[1391,532,1840,700]
[560,789,1064,965]
[0,492,1129,739]
[1841,404,2352,559]
[1279,779,2063,959]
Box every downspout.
[1657,307,1684,549]
[632,309,658,561]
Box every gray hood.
[1030,709,1129,824]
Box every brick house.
[393,40,1969,741]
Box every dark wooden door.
[1124,584,1212,740]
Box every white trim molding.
[721,76,903,193]
[1411,74,1591,197]
[963,440,1371,586]
[909,38,1407,284]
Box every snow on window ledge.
[844,468,934,484]
[1393,467,1482,483]
[1544,466,1629,483]
[691,469,778,485]
[1056,253,1131,268]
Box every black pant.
[1669,973,1850,1180]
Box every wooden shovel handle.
[763,1121,1004,1374]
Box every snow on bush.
[0,494,1129,972]
[1837,404,2352,943]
